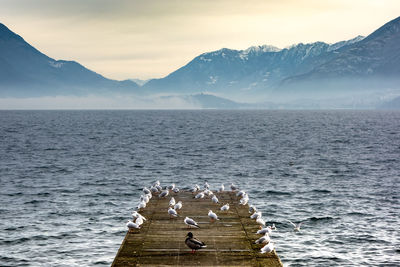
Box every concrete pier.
[112,190,283,266]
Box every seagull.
[288,220,303,232]
[249,205,257,214]
[256,217,266,227]
[218,184,224,192]
[132,211,146,221]
[257,226,272,235]
[236,190,246,197]
[150,186,159,193]
[204,181,210,189]
[250,211,262,220]
[255,233,270,244]
[208,210,219,222]
[184,217,200,228]
[141,194,150,204]
[220,203,229,211]
[204,189,213,196]
[185,232,206,253]
[240,195,249,205]
[145,192,152,199]
[174,201,182,210]
[137,201,146,210]
[195,192,205,199]
[126,220,140,231]
[189,187,198,193]
[211,195,219,204]
[230,183,238,191]
[143,187,151,194]
[169,197,176,206]
[135,216,144,226]
[173,187,180,193]
[260,242,274,254]
[159,190,169,198]
[168,207,178,218]
[271,223,276,230]
[167,183,175,190]
[153,180,160,187]
[155,185,162,191]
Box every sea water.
[0,110,399,266]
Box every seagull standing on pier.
[126,220,140,230]
[168,207,178,218]
[184,217,200,228]
[257,226,272,235]
[230,183,238,191]
[159,190,169,198]
[218,184,224,192]
[255,233,270,244]
[185,232,206,253]
[220,203,229,211]
[143,187,151,194]
[212,195,219,204]
[208,210,219,222]
[260,242,274,254]
[169,197,176,206]
[174,201,182,210]
[195,192,205,199]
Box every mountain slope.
[281,16,400,90]
[0,23,139,97]
[143,36,364,101]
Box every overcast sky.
[1,0,399,80]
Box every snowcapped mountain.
[143,35,367,101]
[0,23,139,97]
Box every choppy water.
[0,110,399,266]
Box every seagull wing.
[287,220,296,227]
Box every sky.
[1,0,399,80]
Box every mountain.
[280,16,400,98]
[143,36,365,101]
[0,23,139,97]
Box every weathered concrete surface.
[112,191,283,266]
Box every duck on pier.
[185,232,207,253]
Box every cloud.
[1,0,399,79]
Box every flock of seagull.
[126,181,303,254]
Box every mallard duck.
[185,232,206,253]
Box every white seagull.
[230,183,238,191]
[219,184,224,192]
[236,190,246,197]
[184,217,200,228]
[174,201,182,210]
[212,195,219,204]
[135,216,144,226]
[132,211,146,221]
[168,207,178,218]
[250,211,262,220]
[288,220,303,232]
[143,187,151,194]
[240,195,249,205]
[169,197,176,206]
[208,210,219,222]
[159,190,169,198]
[249,205,257,214]
[195,192,205,199]
[173,187,180,193]
[137,201,146,210]
[260,242,274,254]
[220,203,230,211]
[167,183,175,190]
[257,226,272,235]
[204,181,210,189]
[150,186,159,193]
[256,217,266,227]
[126,220,140,231]
[255,233,270,244]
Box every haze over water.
[0,110,399,266]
